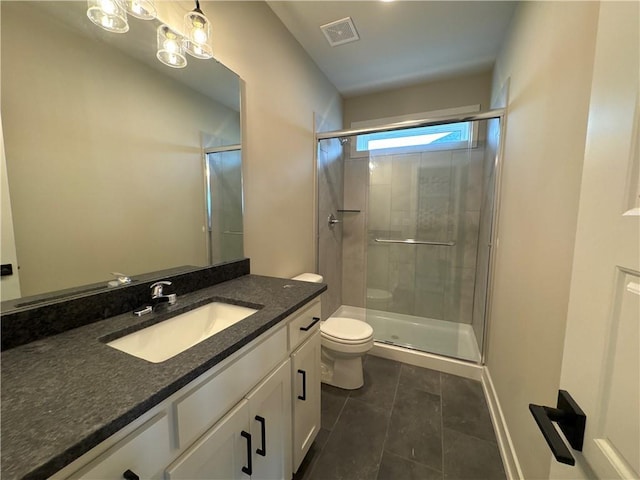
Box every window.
[350,105,480,156]
[356,121,473,153]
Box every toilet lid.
[321,317,374,341]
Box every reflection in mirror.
[205,147,244,265]
[0,1,243,302]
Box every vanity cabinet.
[288,301,322,472]
[54,297,321,480]
[166,360,292,479]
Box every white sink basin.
[107,302,258,363]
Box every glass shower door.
[364,119,496,362]
[206,149,244,264]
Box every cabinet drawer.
[288,300,321,351]
[67,413,171,479]
[174,327,287,447]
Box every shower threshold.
[332,305,481,363]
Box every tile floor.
[294,355,507,480]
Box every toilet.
[292,273,374,390]
[366,288,393,311]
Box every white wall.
[158,1,343,278]
[487,2,599,478]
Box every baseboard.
[482,367,524,480]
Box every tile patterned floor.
[294,355,507,480]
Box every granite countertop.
[1,274,325,480]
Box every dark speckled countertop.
[1,274,325,480]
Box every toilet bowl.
[320,317,374,390]
[292,273,375,390]
[366,288,393,311]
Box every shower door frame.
[316,108,506,365]
[203,144,243,266]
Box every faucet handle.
[150,280,172,297]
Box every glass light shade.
[120,0,156,20]
[156,25,187,69]
[87,0,129,33]
[184,10,213,59]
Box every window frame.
[349,105,481,158]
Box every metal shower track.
[315,108,505,141]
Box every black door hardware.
[529,390,586,466]
[241,430,253,475]
[1,264,13,276]
[297,369,307,401]
[255,415,266,456]
[300,317,321,331]
[122,469,139,480]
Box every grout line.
[441,425,502,446]
[385,450,444,474]
[440,371,446,479]
[373,361,403,479]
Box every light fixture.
[156,24,188,69]
[120,0,157,20]
[87,0,129,33]
[184,1,213,59]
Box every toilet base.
[320,353,364,390]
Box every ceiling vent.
[320,17,360,47]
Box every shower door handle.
[375,238,455,246]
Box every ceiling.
[267,1,517,98]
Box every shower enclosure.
[205,147,244,264]
[316,111,504,364]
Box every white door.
[550,2,639,479]
[166,400,251,480]
[246,359,292,480]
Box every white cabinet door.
[166,400,251,480]
[246,360,292,480]
[550,2,639,479]
[291,330,321,472]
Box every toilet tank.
[292,273,323,283]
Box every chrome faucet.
[150,281,177,306]
[133,281,177,316]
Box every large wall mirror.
[1,1,243,303]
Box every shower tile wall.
[342,157,368,307]
[317,138,344,319]
[344,145,486,325]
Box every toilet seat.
[321,317,373,344]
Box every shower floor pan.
[332,305,481,363]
